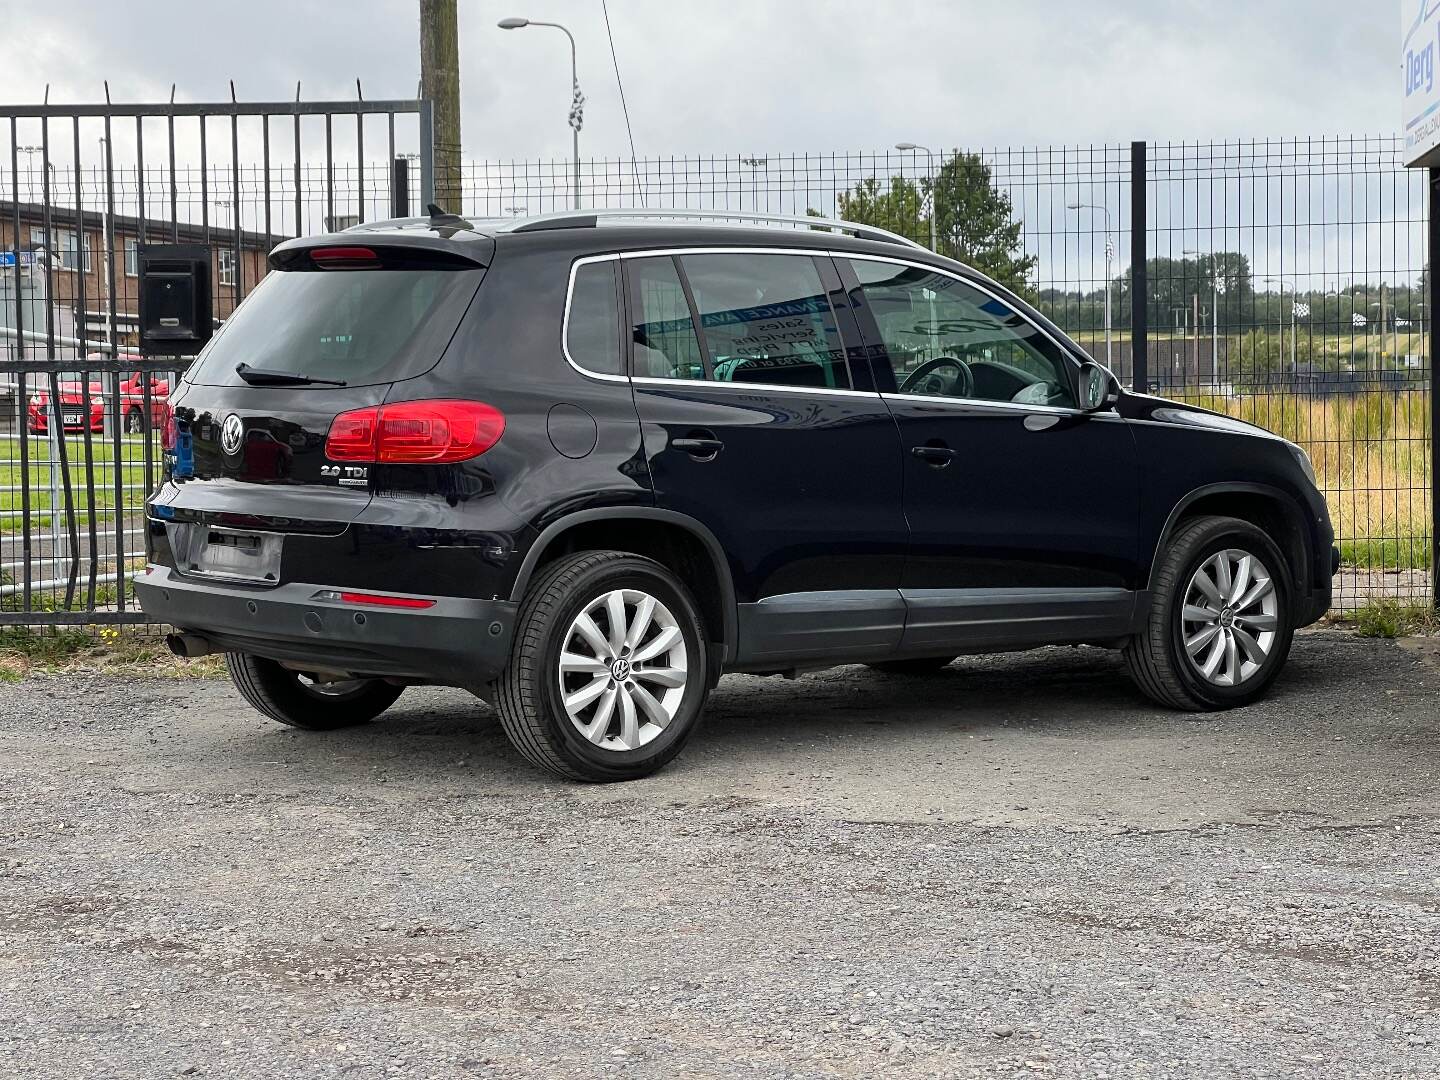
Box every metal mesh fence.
[0,132,1431,624]
[463,139,1431,610]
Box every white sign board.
[1404,0,1440,166]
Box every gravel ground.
[2,630,1439,1079]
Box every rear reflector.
[324,399,505,464]
[312,589,436,609]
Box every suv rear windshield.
[186,267,484,388]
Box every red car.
[27,360,171,436]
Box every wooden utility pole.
[419,0,462,210]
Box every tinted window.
[186,268,483,388]
[628,256,705,380]
[566,261,622,375]
[679,253,849,390]
[847,258,1074,407]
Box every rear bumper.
[134,565,517,688]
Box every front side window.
[565,260,622,375]
[679,253,849,390]
[846,258,1074,407]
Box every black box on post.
[138,244,213,356]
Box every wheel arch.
[510,508,738,659]
[1147,482,1311,595]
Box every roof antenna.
[426,202,470,229]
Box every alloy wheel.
[1180,547,1279,687]
[557,588,689,751]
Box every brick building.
[0,201,289,350]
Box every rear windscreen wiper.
[235,362,347,387]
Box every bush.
[1351,599,1436,638]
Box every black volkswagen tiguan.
[135,208,1337,782]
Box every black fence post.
[1430,167,1440,610]
[392,156,410,218]
[1130,140,1148,394]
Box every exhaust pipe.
[166,632,219,659]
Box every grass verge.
[1339,599,1439,639]
[0,625,225,680]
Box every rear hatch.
[150,235,491,577]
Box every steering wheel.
[899,355,975,398]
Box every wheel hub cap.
[557,588,688,752]
[1180,548,1279,688]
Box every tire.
[495,550,711,782]
[124,407,145,434]
[866,656,957,675]
[1123,515,1295,711]
[224,652,403,730]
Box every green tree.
[831,176,927,245]
[1112,254,1253,333]
[929,152,1036,293]
[828,151,1037,294]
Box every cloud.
[0,0,1396,161]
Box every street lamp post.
[894,142,937,253]
[499,17,584,210]
[1069,202,1114,369]
[1184,249,1225,386]
[741,157,767,212]
[98,136,113,356]
[1263,276,1298,375]
[16,146,51,203]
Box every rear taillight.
[324,400,505,464]
[163,415,178,451]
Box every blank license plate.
[187,530,283,583]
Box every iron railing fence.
[0,96,432,626]
[461,139,1433,610]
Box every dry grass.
[0,625,225,681]
[1176,391,1432,570]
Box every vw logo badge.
[220,413,244,456]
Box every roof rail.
[500,207,927,250]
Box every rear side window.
[186,267,483,388]
[625,252,851,389]
[679,253,849,390]
[627,256,706,380]
[565,261,623,375]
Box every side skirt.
[731,587,1139,670]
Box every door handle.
[911,445,957,466]
[672,437,725,458]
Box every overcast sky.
[0,0,1400,159]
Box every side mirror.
[1078,361,1121,412]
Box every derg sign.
[1403,0,1440,166]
